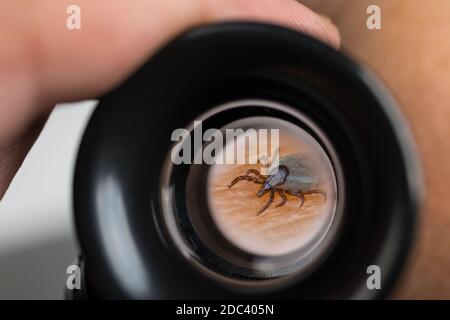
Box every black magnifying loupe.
[68,22,422,300]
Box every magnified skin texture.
[302,0,450,299]
[208,127,336,256]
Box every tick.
[228,154,327,215]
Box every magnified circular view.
[207,117,337,257]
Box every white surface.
[0,101,96,255]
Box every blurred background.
[0,101,95,299]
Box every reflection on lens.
[207,117,337,257]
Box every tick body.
[228,154,327,215]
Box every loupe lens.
[73,22,421,299]
[161,100,344,287]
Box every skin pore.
[302,0,450,298]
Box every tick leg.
[275,189,287,208]
[228,176,264,188]
[285,190,306,209]
[304,189,327,201]
[245,169,266,180]
[258,189,275,215]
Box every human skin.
[302,0,450,299]
[2,0,447,299]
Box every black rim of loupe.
[73,22,422,299]
[160,100,345,290]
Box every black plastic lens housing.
[72,22,422,299]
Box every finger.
[207,0,340,49]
